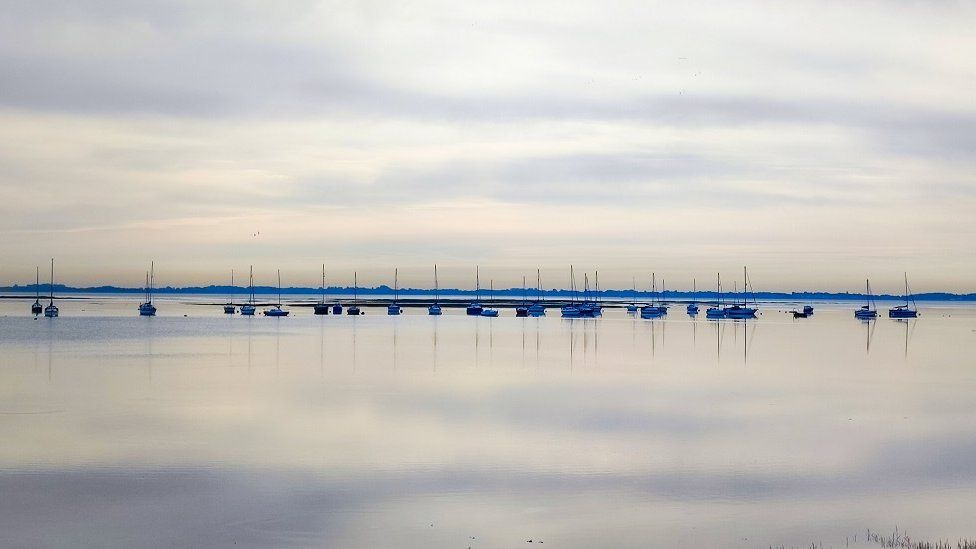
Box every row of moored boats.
[26,261,921,321]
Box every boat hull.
[138,303,156,316]
[332,304,343,315]
[346,306,361,316]
[428,305,442,315]
[223,305,236,314]
[561,306,582,318]
[240,305,256,316]
[387,305,402,315]
[854,309,877,319]
[640,306,666,318]
[888,308,918,318]
[313,304,330,315]
[466,304,483,316]
[263,308,289,317]
[724,306,757,319]
[705,307,726,319]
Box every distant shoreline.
[2,285,973,301]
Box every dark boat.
[466,266,483,316]
[347,271,361,315]
[31,266,42,315]
[223,269,236,314]
[854,279,878,319]
[791,310,809,318]
[314,264,329,315]
[515,275,529,317]
[138,261,157,316]
[888,273,918,319]
[802,305,814,314]
[387,268,402,315]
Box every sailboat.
[627,276,639,313]
[658,276,669,314]
[387,268,402,315]
[314,264,330,315]
[723,267,757,319]
[262,270,289,316]
[138,262,157,316]
[528,268,546,316]
[466,266,484,316]
[854,279,878,319]
[640,273,666,318]
[428,265,443,315]
[31,266,42,315]
[480,279,499,316]
[515,275,529,317]
[706,273,726,318]
[43,258,59,317]
[223,270,236,314]
[346,272,361,315]
[888,273,918,318]
[560,266,582,318]
[580,272,603,317]
[687,278,699,315]
[240,266,256,315]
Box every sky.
[1,0,974,292]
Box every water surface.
[1,298,974,547]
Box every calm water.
[1,297,975,548]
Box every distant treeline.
[3,284,975,301]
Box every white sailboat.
[263,270,290,316]
[240,266,256,315]
[43,258,59,318]
[528,268,546,316]
[428,265,443,315]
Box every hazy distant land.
[2,284,973,301]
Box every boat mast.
[394,268,399,303]
[434,264,439,303]
[717,272,722,306]
[321,264,326,304]
[149,261,154,304]
[595,271,600,304]
[230,269,234,304]
[537,268,542,303]
[48,258,54,305]
[570,265,576,304]
[277,269,282,307]
[652,272,657,306]
[249,265,254,304]
[36,266,40,300]
[354,271,358,305]
[476,266,480,303]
